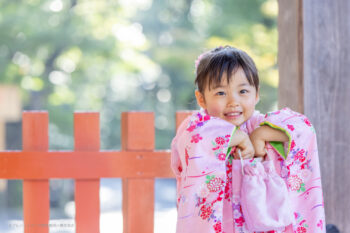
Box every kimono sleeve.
[259,107,313,160]
[170,116,190,207]
[260,107,326,232]
[171,136,182,204]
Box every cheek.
[243,98,257,111]
[207,106,219,115]
[206,102,224,116]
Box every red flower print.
[200,205,213,220]
[197,113,203,121]
[207,177,225,192]
[295,149,305,162]
[294,212,299,219]
[215,137,226,145]
[296,226,307,233]
[287,124,295,131]
[224,162,233,200]
[187,125,195,132]
[234,216,244,227]
[204,114,210,121]
[213,221,222,232]
[178,166,182,172]
[317,219,324,229]
[304,118,312,127]
[298,149,305,156]
[288,175,302,191]
[295,149,304,157]
[191,133,203,143]
[290,140,296,151]
[185,148,189,166]
[217,153,226,161]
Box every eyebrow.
[238,83,250,87]
[212,83,250,89]
[212,85,225,89]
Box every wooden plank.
[0,151,173,179]
[303,1,350,232]
[175,111,193,130]
[121,112,155,151]
[22,112,49,233]
[74,112,100,233]
[121,112,154,233]
[277,0,304,113]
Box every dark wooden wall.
[277,0,304,113]
[278,0,350,232]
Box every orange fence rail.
[0,111,192,233]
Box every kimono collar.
[238,121,248,134]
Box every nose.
[227,93,239,107]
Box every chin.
[234,122,244,127]
[226,119,243,126]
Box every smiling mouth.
[224,112,242,118]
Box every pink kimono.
[171,107,325,233]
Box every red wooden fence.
[0,111,192,233]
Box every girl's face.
[195,67,259,126]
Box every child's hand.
[250,125,289,158]
[249,129,266,158]
[229,129,255,159]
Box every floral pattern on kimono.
[171,107,326,233]
[259,108,326,233]
[171,110,236,233]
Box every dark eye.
[240,89,248,94]
[216,91,225,96]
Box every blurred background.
[0,0,278,232]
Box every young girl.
[171,46,325,233]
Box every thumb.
[254,141,267,157]
[255,147,267,157]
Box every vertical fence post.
[22,112,49,233]
[121,112,155,233]
[175,111,193,130]
[74,112,100,233]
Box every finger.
[241,151,254,159]
[254,152,264,158]
[236,149,249,160]
[250,146,263,156]
[231,150,240,160]
[234,152,240,160]
[257,149,267,157]
[242,148,254,157]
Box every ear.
[195,90,206,109]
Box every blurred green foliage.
[0,0,278,150]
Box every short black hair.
[195,45,259,93]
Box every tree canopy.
[0,0,278,150]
